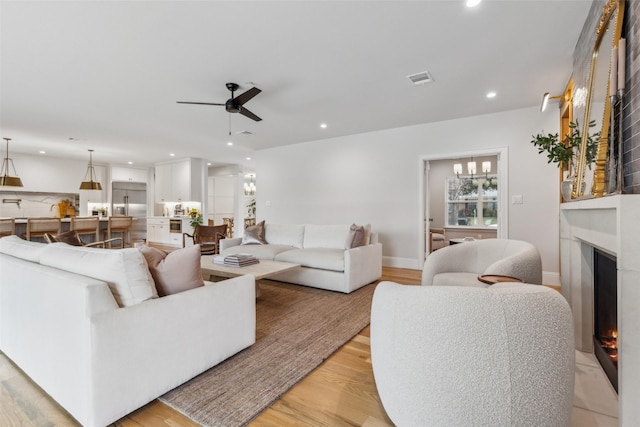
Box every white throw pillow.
[40,243,158,307]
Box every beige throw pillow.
[138,244,204,297]
[242,220,267,245]
[346,224,366,248]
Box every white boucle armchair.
[370,281,575,427]
[421,238,542,286]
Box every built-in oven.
[169,219,182,234]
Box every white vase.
[561,179,573,202]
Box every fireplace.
[560,195,640,424]
[593,248,617,392]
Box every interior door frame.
[419,147,509,261]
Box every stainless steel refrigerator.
[112,182,147,243]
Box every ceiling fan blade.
[234,87,261,106]
[239,107,262,122]
[176,101,225,106]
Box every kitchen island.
[10,216,143,244]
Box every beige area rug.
[159,280,377,427]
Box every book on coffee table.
[213,254,260,267]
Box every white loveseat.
[219,223,382,293]
[0,236,256,427]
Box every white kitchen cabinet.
[111,166,148,183]
[155,158,205,203]
[147,218,170,244]
[154,164,172,202]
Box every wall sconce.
[79,149,103,190]
[467,161,477,178]
[482,161,491,178]
[244,174,256,196]
[0,138,24,187]
[540,92,563,112]
[453,163,463,178]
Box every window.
[446,176,498,228]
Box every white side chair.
[371,281,575,427]
[422,238,542,286]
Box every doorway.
[420,148,508,260]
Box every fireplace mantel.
[560,194,640,425]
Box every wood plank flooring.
[0,267,421,427]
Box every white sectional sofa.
[219,223,382,293]
[0,236,256,427]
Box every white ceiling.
[0,0,592,168]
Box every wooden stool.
[102,216,133,248]
[0,218,16,237]
[70,216,100,244]
[26,218,61,242]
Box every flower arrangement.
[188,208,203,228]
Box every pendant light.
[0,138,24,187]
[79,149,103,190]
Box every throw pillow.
[138,244,204,297]
[346,224,366,248]
[44,230,84,246]
[242,220,267,245]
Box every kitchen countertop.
[9,217,134,224]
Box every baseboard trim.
[382,256,421,270]
[542,271,560,286]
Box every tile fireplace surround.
[560,195,640,426]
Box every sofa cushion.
[39,243,158,307]
[138,244,204,296]
[221,244,294,260]
[303,224,351,249]
[242,220,267,245]
[265,224,305,248]
[0,235,47,263]
[274,248,345,272]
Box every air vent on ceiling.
[407,71,434,85]
[236,130,253,135]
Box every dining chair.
[70,216,100,244]
[102,216,133,248]
[183,224,227,255]
[26,217,62,242]
[223,217,234,238]
[44,230,122,248]
[0,218,16,237]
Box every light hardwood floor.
[0,267,418,427]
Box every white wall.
[256,106,561,281]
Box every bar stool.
[70,216,100,244]
[0,218,16,237]
[26,218,61,242]
[102,216,133,248]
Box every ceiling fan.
[177,82,262,122]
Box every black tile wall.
[574,0,640,194]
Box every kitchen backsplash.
[0,191,79,218]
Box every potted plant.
[247,198,256,218]
[530,120,600,201]
[188,208,203,228]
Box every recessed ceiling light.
[486,91,497,98]
[169,153,175,157]
[207,162,212,166]
[227,141,233,146]
[127,161,133,165]
[39,150,46,154]
[466,0,482,8]
[246,157,252,161]
[320,123,327,129]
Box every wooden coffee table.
[477,274,524,285]
[200,257,301,297]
